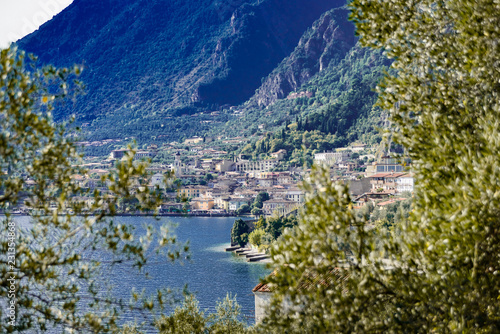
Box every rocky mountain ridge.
[16,0,388,147]
[251,7,355,107]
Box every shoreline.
[226,246,271,263]
[4,212,254,218]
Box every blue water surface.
[99,216,271,325]
[12,215,271,331]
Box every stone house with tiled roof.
[252,268,348,323]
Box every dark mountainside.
[19,0,343,118]
[17,0,389,148]
[220,43,391,166]
[251,7,356,107]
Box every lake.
[13,215,271,330]
[110,216,271,323]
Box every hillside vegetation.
[18,0,389,150]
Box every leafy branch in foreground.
[258,0,500,332]
[156,293,249,334]
[0,47,187,333]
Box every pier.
[225,246,269,262]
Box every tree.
[230,219,249,247]
[248,229,265,248]
[156,295,208,334]
[264,216,298,241]
[252,192,269,210]
[0,48,184,333]
[261,1,500,333]
[254,216,266,229]
[250,207,263,216]
[207,294,247,334]
[235,204,250,216]
[156,294,248,334]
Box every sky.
[0,0,73,49]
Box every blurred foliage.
[155,293,249,334]
[258,0,500,332]
[0,48,187,332]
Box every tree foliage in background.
[235,204,251,216]
[0,48,185,333]
[248,229,266,248]
[260,0,500,332]
[251,192,269,210]
[231,218,250,247]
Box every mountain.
[18,0,344,120]
[17,0,389,148]
[251,7,356,107]
[218,42,391,154]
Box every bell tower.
[173,152,183,176]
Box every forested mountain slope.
[231,43,391,165]
[18,0,343,120]
[17,0,389,148]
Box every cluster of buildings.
[154,153,303,215]
[146,149,304,216]
[9,138,414,216]
[147,145,414,215]
[77,142,414,215]
[314,150,414,206]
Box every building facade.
[314,151,352,166]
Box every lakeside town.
[12,134,413,217]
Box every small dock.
[245,253,265,259]
[247,255,269,262]
[225,246,269,262]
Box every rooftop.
[253,268,349,293]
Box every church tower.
[173,152,183,177]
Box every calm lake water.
[109,216,271,323]
[14,215,271,329]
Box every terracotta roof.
[252,270,276,293]
[253,268,348,293]
[377,198,408,206]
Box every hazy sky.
[0,0,73,49]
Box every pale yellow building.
[214,196,230,210]
[179,186,208,198]
[191,198,215,210]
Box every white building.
[253,282,273,323]
[252,268,347,323]
[396,173,414,193]
[228,197,252,211]
[270,149,287,160]
[350,143,367,152]
[314,151,351,166]
[151,173,166,189]
[285,189,304,203]
[234,159,278,173]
